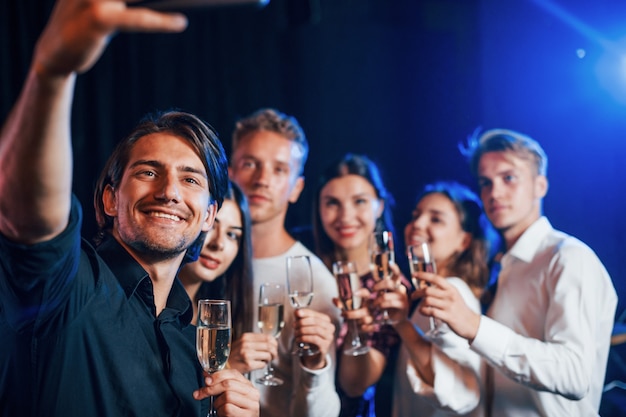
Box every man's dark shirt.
[0,197,206,416]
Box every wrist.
[301,352,326,370]
[466,312,482,345]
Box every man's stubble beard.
[118,225,196,263]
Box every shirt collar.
[97,236,148,298]
[169,278,194,325]
[506,216,552,264]
[96,236,193,324]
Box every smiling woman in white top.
[373,180,498,417]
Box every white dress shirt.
[393,277,485,417]
[251,241,342,417]
[471,217,617,416]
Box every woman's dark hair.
[93,110,229,245]
[415,181,499,297]
[312,153,395,270]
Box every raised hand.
[293,308,335,370]
[333,288,380,342]
[371,262,410,325]
[411,271,481,342]
[333,287,373,321]
[0,0,191,244]
[193,369,260,417]
[228,332,277,374]
[34,0,188,78]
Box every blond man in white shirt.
[415,129,617,416]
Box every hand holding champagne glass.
[197,300,231,417]
[407,242,441,337]
[369,230,396,324]
[256,283,285,386]
[333,261,369,356]
[286,255,319,356]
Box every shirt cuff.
[471,315,512,364]
[299,354,333,389]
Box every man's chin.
[491,220,512,233]
[127,237,191,260]
[486,212,507,228]
[248,209,270,224]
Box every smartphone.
[129,0,269,10]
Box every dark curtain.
[1,0,481,244]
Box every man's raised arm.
[0,0,187,244]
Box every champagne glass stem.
[378,287,393,325]
[208,394,215,417]
[350,320,362,348]
[343,318,369,356]
[426,316,444,338]
[429,317,437,332]
[381,302,390,323]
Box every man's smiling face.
[103,133,215,260]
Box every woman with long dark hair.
[312,153,403,417]
[179,180,254,343]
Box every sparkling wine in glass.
[370,230,396,324]
[333,261,369,356]
[256,283,285,386]
[197,299,231,417]
[407,242,441,337]
[286,255,319,356]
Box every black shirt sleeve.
[0,195,83,331]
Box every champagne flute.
[197,300,231,417]
[369,230,396,324]
[407,242,441,337]
[333,261,369,356]
[286,255,319,356]
[256,283,285,386]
